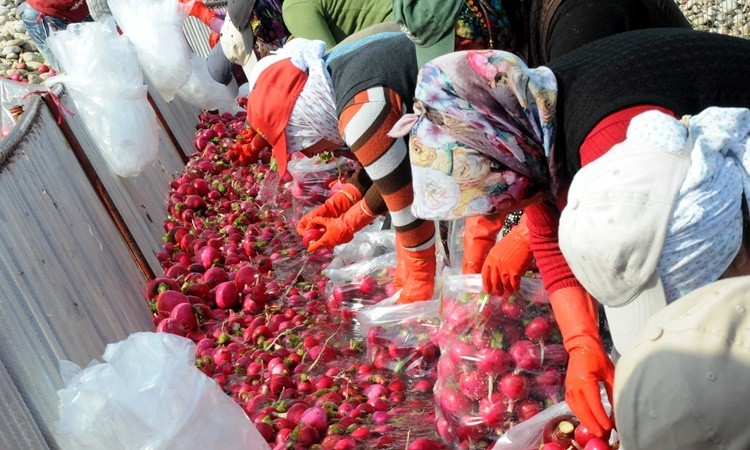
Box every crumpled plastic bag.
[177,53,240,112]
[109,0,191,101]
[46,18,159,177]
[54,332,270,450]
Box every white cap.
[559,123,692,355]
[614,275,750,449]
[220,15,254,68]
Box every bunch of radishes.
[358,297,441,378]
[324,252,397,321]
[434,275,568,449]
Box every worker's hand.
[481,215,532,295]
[461,214,505,274]
[550,286,615,438]
[306,201,376,252]
[296,183,362,235]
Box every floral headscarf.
[251,0,289,59]
[390,50,557,220]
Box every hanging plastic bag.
[357,291,441,377]
[177,53,240,112]
[323,251,396,321]
[54,332,271,450]
[45,18,159,177]
[108,0,191,101]
[0,78,36,139]
[434,275,566,448]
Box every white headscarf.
[631,108,750,302]
[247,39,344,153]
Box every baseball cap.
[558,136,692,355]
[392,0,462,68]
[614,275,750,449]
[246,58,308,176]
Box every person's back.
[546,27,750,179]
[282,0,393,48]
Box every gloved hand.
[296,183,363,235]
[549,286,615,438]
[209,17,225,34]
[233,128,269,164]
[306,200,377,252]
[462,214,505,274]
[481,215,532,295]
[396,241,436,304]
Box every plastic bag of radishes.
[323,251,397,321]
[357,292,441,377]
[434,274,568,449]
[287,155,357,217]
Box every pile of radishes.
[324,253,397,321]
[434,275,568,449]
[288,155,356,217]
[146,108,447,449]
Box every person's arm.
[282,0,337,48]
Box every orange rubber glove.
[296,183,363,235]
[550,286,615,438]
[481,215,533,295]
[462,213,506,274]
[306,200,376,252]
[396,241,436,304]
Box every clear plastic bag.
[0,79,35,139]
[177,53,240,112]
[287,155,358,218]
[45,19,159,177]
[323,251,396,321]
[434,275,567,448]
[327,230,396,269]
[54,332,271,450]
[357,292,441,377]
[108,0,191,101]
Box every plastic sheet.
[434,275,567,448]
[176,53,239,112]
[109,0,192,101]
[54,332,270,450]
[0,79,35,139]
[287,155,358,218]
[46,19,159,177]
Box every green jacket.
[282,0,393,49]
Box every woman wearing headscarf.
[389,27,750,438]
[244,34,437,305]
[392,0,691,283]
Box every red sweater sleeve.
[529,104,678,294]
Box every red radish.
[298,406,328,434]
[583,437,611,450]
[459,371,490,400]
[543,415,580,447]
[38,64,50,74]
[541,444,565,450]
[169,303,197,332]
[499,372,531,404]
[532,368,565,403]
[509,339,543,371]
[334,438,356,450]
[517,399,544,421]
[479,393,507,427]
[302,228,324,249]
[525,316,553,342]
[155,290,189,317]
[408,438,447,450]
[214,281,239,309]
[476,347,511,374]
[297,426,320,446]
[575,424,611,447]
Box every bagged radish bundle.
[54,332,270,450]
[46,18,158,177]
[323,251,396,321]
[357,292,441,377]
[109,0,191,101]
[435,275,567,449]
[176,53,240,112]
[287,154,358,218]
